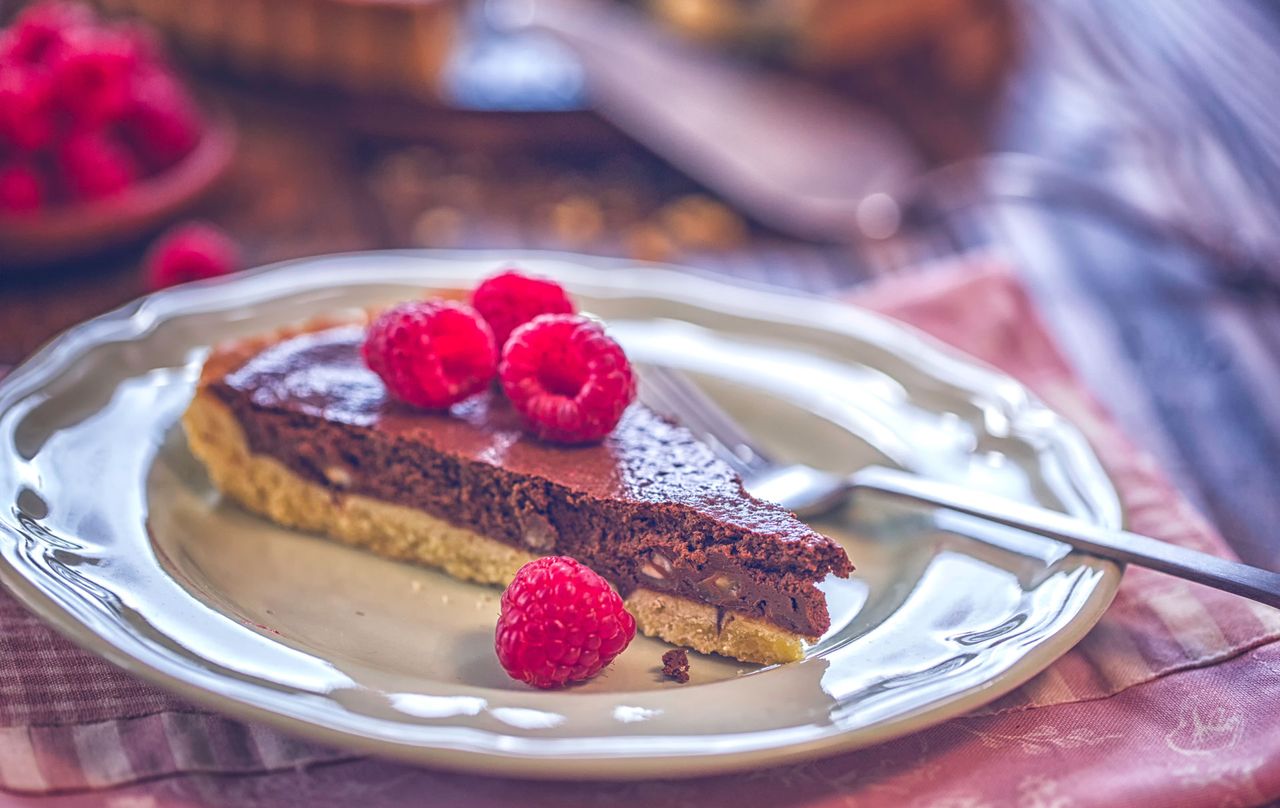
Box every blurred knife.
[489,0,924,243]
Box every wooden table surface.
[2,1,1279,573]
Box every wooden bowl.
[0,113,237,270]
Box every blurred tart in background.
[87,0,458,99]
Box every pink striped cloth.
[3,260,1280,807]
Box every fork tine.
[642,367,764,453]
[639,366,734,444]
[638,366,774,477]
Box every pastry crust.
[624,589,804,664]
[183,387,809,665]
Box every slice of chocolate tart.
[183,319,853,664]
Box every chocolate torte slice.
[183,318,853,664]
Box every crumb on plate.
[662,648,690,683]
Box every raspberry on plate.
[0,66,56,152]
[57,131,138,200]
[499,313,636,444]
[495,556,636,689]
[470,268,576,348]
[123,70,202,170]
[0,1,213,223]
[110,20,168,68]
[50,29,138,127]
[363,300,498,410]
[0,163,45,215]
[144,221,241,291]
[1,1,93,65]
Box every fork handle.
[853,466,1280,610]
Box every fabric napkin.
[3,259,1279,807]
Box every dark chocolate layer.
[212,326,852,636]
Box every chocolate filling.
[210,326,852,637]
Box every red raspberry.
[470,268,576,348]
[50,29,137,127]
[111,21,168,69]
[122,69,201,170]
[144,221,241,291]
[0,66,56,152]
[362,300,497,409]
[0,163,45,215]
[58,131,138,200]
[499,314,635,443]
[495,556,636,689]
[2,2,94,65]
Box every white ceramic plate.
[0,251,1122,780]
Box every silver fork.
[639,365,1280,609]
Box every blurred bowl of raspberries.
[0,1,235,268]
